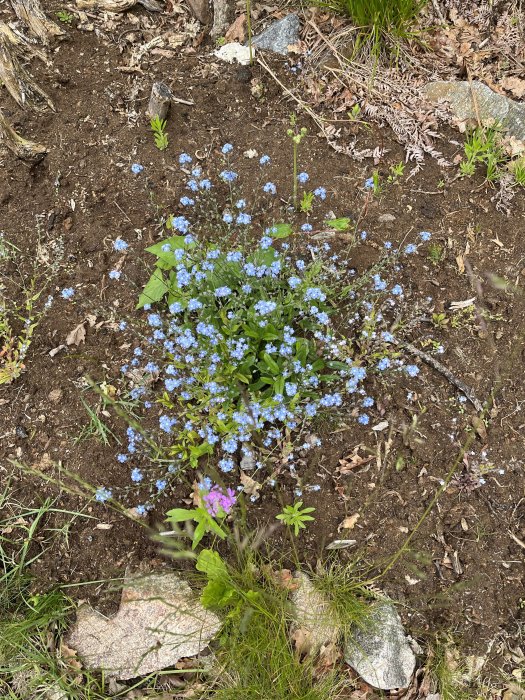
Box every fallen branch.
[401,341,484,412]
[0,108,47,161]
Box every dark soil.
[1,0,525,686]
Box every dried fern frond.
[0,27,55,111]
[75,0,163,11]
[0,108,47,161]
[10,0,66,44]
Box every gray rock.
[249,14,300,55]
[291,572,339,653]
[344,603,416,690]
[378,213,396,223]
[422,80,525,141]
[67,572,220,680]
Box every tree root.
[10,0,66,44]
[0,108,47,161]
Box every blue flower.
[117,454,128,463]
[304,287,326,302]
[156,479,167,492]
[384,241,392,250]
[226,251,243,262]
[285,382,297,396]
[95,487,112,503]
[215,286,232,298]
[171,216,190,234]
[179,153,192,164]
[236,212,251,225]
[236,199,246,209]
[219,457,235,473]
[186,179,199,192]
[420,231,432,241]
[169,301,183,314]
[373,274,387,292]
[180,196,195,206]
[377,357,391,371]
[360,231,367,241]
[259,155,270,165]
[358,413,370,425]
[147,313,162,327]
[131,163,143,174]
[200,179,212,190]
[298,172,309,183]
[159,415,176,433]
[119,321,127,331]
[61,287,75,300]
[405,364,420,377]
[131,468,143,483]
[254,300,277,316]
[364,177,374,189]
[188,298,203,311]
[301,223,312,232]
[221,143,233,154]
[405,243,417,254]
[391,284,403,296]
[109,270,121,280]
[362,396,374,407]
[263,182,276,194]
[220,170,238,182]
[259,236,272,250]
[223,212,233,224]
[113,237,129,252]
[313,186,326,199]
[288,276,301,289]
[242,284,252,293]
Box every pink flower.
[202,485,236,517]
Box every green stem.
[293,142,297,209]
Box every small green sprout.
[56,9,74,23]
[276,501,315,536]
[150,115,169,151]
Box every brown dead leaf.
[291,626,313,655]
[501,76,525,99]
[272,568,300,591]
[239,470,261,497]
[338,448,373,474]
[60,641,83,683]
[471,415,487,441]
[225,14,246,43]
[338,513,360,531]
[456,254,465,274]
[66,322,86,346]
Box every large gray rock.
[67,572,220,680]
[422,80,525,141]
[344,603,416,690]
[250,14,300,55]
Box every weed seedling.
[428,242,444,265]
[56,9,74,23]
[150,115,169,151]
[276,501,315,536]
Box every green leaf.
[146,236,187,262]
[137,268,168,308]
[192,520,207,549]
[270,223,292,239]
[201,579,236,609]
[165,508,196,523]
[324,217,351,231]
[262,353,280,375]
[196,549,229,580]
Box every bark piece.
[76,0,163,11]
[210,0,234,39]
[0,25,55,111]
[146,81,172,120]
[185,0,210,25]
[0,108,47,161]
[10,0,66,43]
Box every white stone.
[214,42,252,66]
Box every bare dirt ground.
[1,0,525,694]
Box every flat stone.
[67,572,220,680]
[422,80,525,141]
[249,13,300,55]
[291,572,339,653]
[344,603,416,691]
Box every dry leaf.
[338,448,373,474]
[325,539,356,550]
[272,568,300,591]
[225,13,246,43]
[456,254,465,274]
[449,297,476,311]
[239,470,261,497]
[291,626,313,655]
[66,322,86,346]
[501,76,525,98]
[338,513,360,531]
